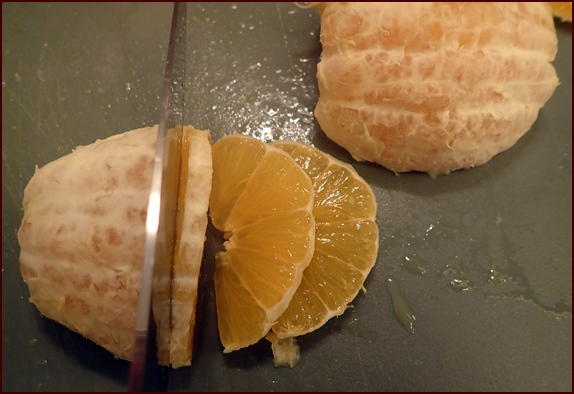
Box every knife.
[129,2,187,391]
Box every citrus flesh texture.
[314,2,559,176]
[270,141,379,339]
[209,135,315,353]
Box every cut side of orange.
[209,135,315,353]
[270,141,379,339]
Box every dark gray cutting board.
[2,3,571,391]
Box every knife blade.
[129,2,187,391]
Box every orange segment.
[209,135,315,353]
[226,210,315,309]
[214,252,268,349]
[209,134,266,230]
[226,152,315,231]
[271,141,379,339]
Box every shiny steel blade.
[129,2,187,391]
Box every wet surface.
[2,3,572,391]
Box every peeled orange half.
[17,125,213,368]
[313,2,560,176]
